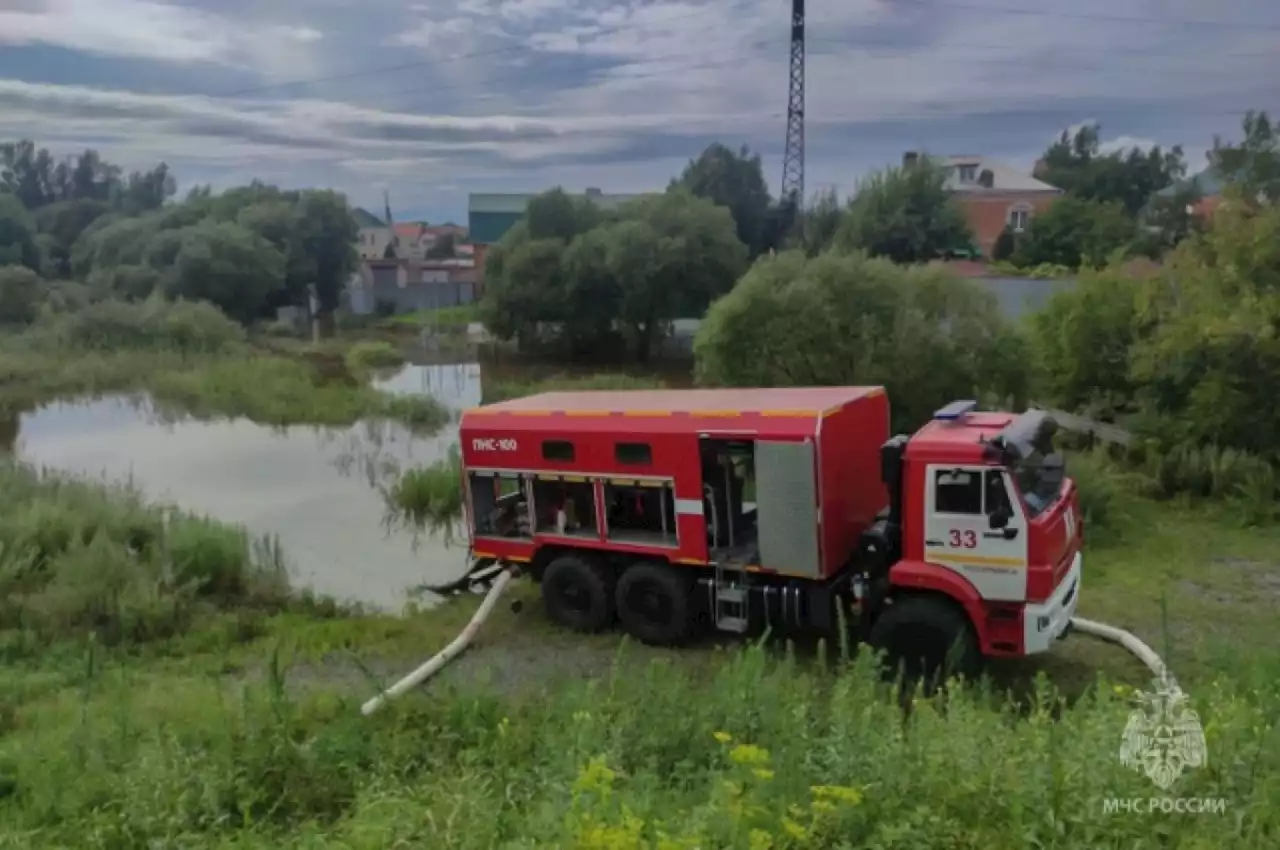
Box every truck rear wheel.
[541,554,616,633]
[867,594,981,692]
[615,562,694,646]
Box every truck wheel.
[615,562,694,646]
[867,594,981,693]
[541,554,616,633]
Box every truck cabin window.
[468,472,530,539]
[935,469,1015,518]
[605,480,678,546]
[530,476,597,537]
[1012,449,1064,519]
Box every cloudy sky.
[2,0,1278,223]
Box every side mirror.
[988,509,1010,530]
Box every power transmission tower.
[780,0,805,212]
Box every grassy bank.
[0,299,449,432]
[2,453,1277,847]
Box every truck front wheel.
[867,594,981,692]
[541,554,616,633]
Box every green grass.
[386,304,478,329]
[1,455,1277,847]
[0,299,450,433]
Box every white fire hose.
[360,569,1175,716]
[361,566,517,716]
[1069,615,1173,683]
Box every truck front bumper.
[1023,551,1081,655]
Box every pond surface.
[12,362,483,611]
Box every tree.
[674,143,770,257]
[480,190,611,351]
[604,190,746,361]
[480,187,744,361]
[0,193,42,271]
[1209,110,1280,205]
[1035,124,1186,217]
[694,251,1030,433]
[794,187,843,257]
[835,158,974,263]
[167,221,286,323]
[991,225,1017,262]
[34,198,112,277]
[0,264,44,325]
[1011,196,1135,269]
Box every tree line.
[0,141,358,325]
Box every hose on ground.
[361,566,516,716]
[1069,615,1174,686]
[360,572,1177,715]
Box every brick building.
[905,152,1063,257]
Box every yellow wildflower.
[811,784,864,806]
[781,817,809,841]
[728,743,771,766]
[713,730,733,744]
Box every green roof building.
[468,189,647,245]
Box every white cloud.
[0,0,326,80]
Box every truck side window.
[542,440,574,461]
[935,469,981,514]
[984,470,1012,516]
[616,442,652,465]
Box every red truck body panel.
[459,387,890,578]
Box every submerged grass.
[0,453,1278,847]
[0,298,450,433]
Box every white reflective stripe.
[675,499,703,516]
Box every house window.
[957,164,977,183]
[615,442,652,465]
[542,440,575,462]
[1008,206,1031,233]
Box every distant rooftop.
[352,207,387,228]
[1155,166,1230,199]
[903,152,1061,193]
[469,188,650,214]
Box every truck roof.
[462,386,885,436]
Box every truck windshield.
[1012,450,1065,519]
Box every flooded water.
[12,362,482,611]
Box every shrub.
[30,294,246,355]
[991,225,1017,262]
[0,265,44,326]
[0,462,290,645]
[344,340,405,372]
[694,251,1030,433]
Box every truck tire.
[615,562,694,646]
[867,594,981,693]
[541,554,616,633]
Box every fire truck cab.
[458,387,1082,681]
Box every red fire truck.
[457,387,1082,680]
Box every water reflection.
[13,362,482,611]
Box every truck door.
[923,465,1028,602]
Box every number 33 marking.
[949,529,977,549]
